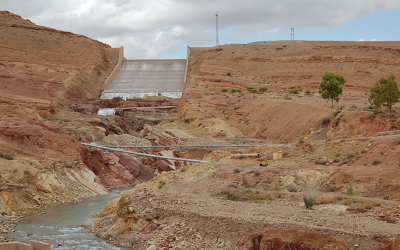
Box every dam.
[100,59,186,100]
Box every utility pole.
[291,28,294,40]
[216,14,219,46]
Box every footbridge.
[100,46,209,100]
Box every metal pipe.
[101,144,291,149]
[81,143,208,163]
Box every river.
[8,186,134,249]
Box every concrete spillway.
[101,59,186,99]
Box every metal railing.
[81,143,208,163]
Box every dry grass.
[346,201,381,213]
[314,197,340,205]
[221,190,273,201]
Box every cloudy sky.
[3,0,400,59]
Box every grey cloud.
[2,0,400,58]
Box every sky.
[2,0,400,59]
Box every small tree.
[319,72,346,108]
[369,75,400,112]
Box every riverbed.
[8,186,133,249]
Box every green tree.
[369,75,400,112]
[319,72,346,108]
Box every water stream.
[8,186,134,249]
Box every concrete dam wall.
[101,59,187,99]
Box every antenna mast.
[291,28,294,40]
[216,14,219,46]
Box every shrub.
[13,169,18,173]
[305,90,311,94]
[159,181,166,189]
[384,196,389,200]
[247,86,255,90]
[303,196,314,209]
[286,184,298,192]
[249,89,258,93]
[347,186,354,196]
[230,89,237,93]
[328,185,339,192]
[298,88,303,92]
[233,168,240,174]
[221,89,228,92]
[242,179,250,187]
[0,212,6,216]
[236,89,242,92]
[289,89,299,94]
[372,160,381,165]
[253,171,261,177]
[23,170,30,175]
[223,191,239,201]
[259,87,268,92]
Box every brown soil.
[91,42,400,249]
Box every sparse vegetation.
[298,88,303,92]
[303,196,314,209]
[289,89,299,94]
[233,168,240,174]
[305,90,311,94]
[23,170,30,175]
[371,160,381,165]
[242,179,250,187]
[221,190,272,201]
[230,89,237,93]
[249,89,257,93]
[347,186,354,196]
[328,185,339,192]
[0,212,6,216]
[221,88,228,92]
[319,71,346,108]
[384,196,389,200]
[286,184,298,192]
[0,149,16,160]
[259,87,268,92]
[159,181,166,189]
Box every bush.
[247,86,255,90]
[298,88,303,92]
[230,89,237,93]
[289,89,299,94]
[236,89,242,92]
[305,90,311,94]
[286,184,298,192]
[347,186,354,196]
[159,181,166,189]
[328,185,339,192]
[242,179,250,187]
[249,89,258,93]
[303,196,314,209]
[372,160,381,165]
[259,87,268,92]
[221,89,228,92]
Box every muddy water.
[9,186,133,249]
